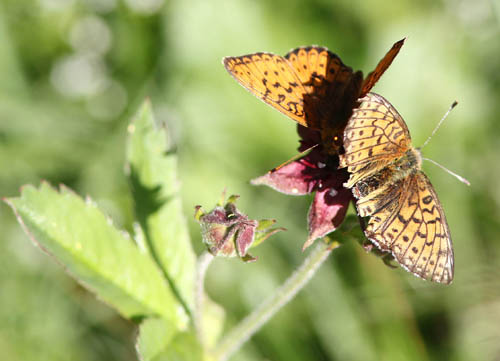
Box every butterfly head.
[319,128,345,155]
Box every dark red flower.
[251,125,353,249]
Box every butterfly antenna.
[418,100,469,186]
[419,100,458,150]
[270,144,318,173]
[422,157,470,186]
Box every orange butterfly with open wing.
[223,39,405,154]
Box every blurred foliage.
[0,0,499,360]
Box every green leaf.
[127,100,196,314]
[136,318,176,360]
[200,295,225,349]
[137,318,205,361]
[5,183,187,328]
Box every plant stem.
[213,240,340,361]
[195,251,215,345]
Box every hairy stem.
[213,240,339,361]
[194,251,215,345]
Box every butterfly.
[223,39,405,154]
[339,92,454,284]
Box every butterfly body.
[340,93,454,284]
[352,148,422,205]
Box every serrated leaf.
[5,183,187,328]
[127,100,196,314]
[137,318,206,361]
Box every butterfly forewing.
[285,47,349,95]
[223,53,312,127]
[339,93,411,187]
[360,38,405,97]
[224,47,357,130]
[341,92,454,284]
[284,46,360,132]
[223,40,405,137]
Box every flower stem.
[212,240,340,361]
[195,251,214,345]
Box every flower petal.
[251,160,316,195]
[303,186,352,250]
[236,220,258,257]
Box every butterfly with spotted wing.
[223,39,405,154]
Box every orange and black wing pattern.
[340,93,454,284]
[223,47,360,130]
[364,171,454,284]
[339,92,411,187]
[223,39,405,137]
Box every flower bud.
[195,194,284,262]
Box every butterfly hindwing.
[364,172,453,284]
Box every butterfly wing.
[284,46,351,96]
[223,52,312,127]
[360,38,405,97]
[223,47,361,130]
[340,92,453,284]
[339,92,411,187]
[364,171,454,284]
[285,47,363,133]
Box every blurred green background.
[1,0,499,360]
